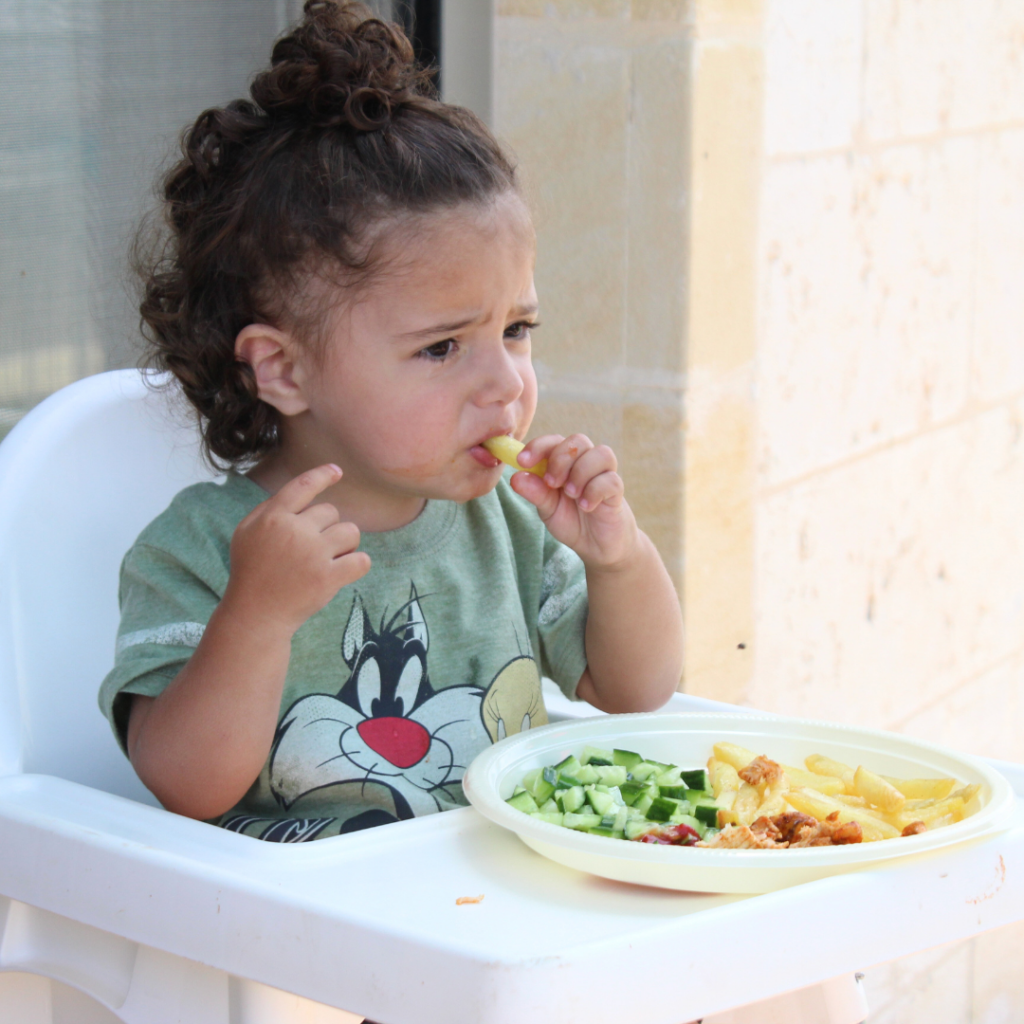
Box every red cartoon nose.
[357,717,431,769]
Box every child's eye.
[505,320,539,341]
[419,339,457,362]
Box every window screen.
[0,0,300,439]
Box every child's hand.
[510,434,639,569]
[222,464,370,636]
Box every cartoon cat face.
[269,586,491,819]
[337,586,433,722]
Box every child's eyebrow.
[402,315,479,339]
[400,303,540,340]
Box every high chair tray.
[5,372,1022,1022]
[1,757,1023,1024]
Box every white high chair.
[0,370,363,1022]
[1,369,1022,1024]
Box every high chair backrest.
[0,370,216,802]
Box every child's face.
[293,193,539,504]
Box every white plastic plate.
[462,712,1016,893]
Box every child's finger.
[300,501,342,532]
[543,434,594,490]
[577,470,624,512]
[323,520,361,557]
[564,443,617,500]
[509,469,560,521]
[273,464,343,514]
[517,434,564,469]
[331,549,372,586]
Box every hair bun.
[252,0,431,132]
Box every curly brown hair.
[138,0,518,467]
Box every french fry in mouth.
[482,435,548,477]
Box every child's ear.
[235,324,309,416]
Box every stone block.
[681,364,756,703]
[751,399,1024,726]
[529,392,624,453]
[758,137,976,487]
[679,23,761,703]
[687,38,762,375]
[494,31,629,376]
[763,0,863,156]
[694,0,762,27]
[864,0,1024,142]
[973,128,1024,404]
[631,0,690,20]
[622,400,684,586]
[625,38,689,374]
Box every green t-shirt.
[99,470,588,842]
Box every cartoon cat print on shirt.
[220,582,549,841]
[267,584,495,823]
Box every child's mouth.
[469,444,502,468]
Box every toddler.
[100,0,684,841]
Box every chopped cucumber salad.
[506,745,721,846]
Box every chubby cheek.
[355,399,459,478]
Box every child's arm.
[511,435,683,713]
[127,464,370,820]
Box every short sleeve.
[98,541,222,754]
[536,533,589,700]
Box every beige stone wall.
[495,1,1024,1021]
[752,3,1024,1020]
[752,0,1024,754]
[496,0,1024,741]
[495,0,692,597]
[494,0,762,705]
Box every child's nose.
[475,346,524,406]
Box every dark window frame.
[395,0,441,91]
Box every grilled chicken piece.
[699,824,781,849]
[829,819,864,845]
[771,811,818,844]
[699,809,864,849]
[786,811,862,847]
[738,755,784,788]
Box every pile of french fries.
[708,742,981,843]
